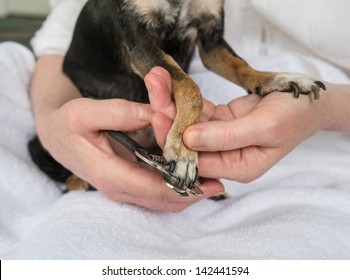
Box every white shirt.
[31,0,350,74]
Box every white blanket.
[1,40,350,260]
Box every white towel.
[1,41,350,259]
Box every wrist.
[320,83,350,132]
[30,55,82,145]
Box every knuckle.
[220,128,236,150]
[213,105,231,121]
[111,99,128,123]
[223,151,267,183]
[64,99,86,127]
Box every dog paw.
[252,73,326,99]
[163,132,199,194]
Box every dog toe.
[281,74,326,99]
[163,135,201,196]
[258,73,327,99]
[164,156,198,188]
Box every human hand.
[148,66,328,183]
[40,96,224,211]
[183,91,328,182]
[32,57,223,212]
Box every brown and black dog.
[29,0,325,193]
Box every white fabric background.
[1,0,350,259]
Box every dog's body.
[29,0,325,192]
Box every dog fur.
[29,0,325,192]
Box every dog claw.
[163,178,189,197]
[289,81,300,98]
[311,85,320,99]
[269,73,327,100]
[162,159,202,196]
[187,184,204,196]
[163,176,203,197]
[165,160,176,173]
[311,81,326,99]
[287,80,326,100]
[254,86,262,95]
[315,81,326,91]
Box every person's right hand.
[183,90,330,182]
[31,56,224,212]
[147,67,343,184]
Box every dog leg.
[199,38,326,99]
[131,46,203,188]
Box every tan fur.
[160,53,202,182]
[67,175,90,191]
[199,44,274,94]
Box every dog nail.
[254,86,262,95]
[315,81,326,91]
[289,82,300,98]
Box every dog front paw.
[163,132,199,196]
[252,73,326,99]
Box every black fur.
[62,0,224,98]
[28,136,72,182]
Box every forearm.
[30,55,82,139]
[322,83,350,132]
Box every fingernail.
[185,127,203,149]
[211,192,226,197]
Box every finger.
[60,128,186,212]
[86,149,225,211]
[68,98,152,132]
[199,178,226,198]
[227,94,261,119]
[145,67,176,119]
[196,143,289,183]
[202,98,216,121]
[107,177,225,212]
[183,116,262,152]
[147,66,172,92]
[196,149,264,182]
[210,104,235,121]
[151,112,173,148]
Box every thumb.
[151,112,172,148]
[183,117,260,151]
[145,66,176,119]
